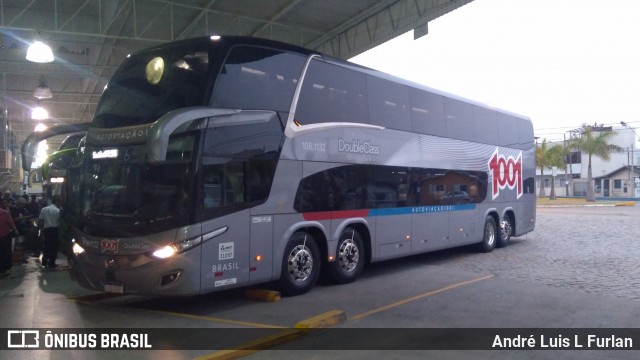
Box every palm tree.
[536,139,566,199]
[568,124,623,202]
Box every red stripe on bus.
[303,209,369,221]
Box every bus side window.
[200,112,281,220]
[473,105,498,146]
[203,168,222,209]
[367,75,411,131]
[498,113,519,148]
[212,46,305,112]
[296,59,369,125]
[247,159,276,204]
[410,89,446,137]
[200,161,246,219]
[416,169,487,205]
[444,98,475,142]
[517,117,535,149]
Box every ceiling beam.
[251,0,304,37]
[307,0,474,59]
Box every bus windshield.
[77,134,196,237]
[93,40,213,128]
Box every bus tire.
[278,232,321,296]
[497,216,513,248]
[328,227,364,284]
[476,216,497,253]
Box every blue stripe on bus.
[303,204,477,221]
[370,204,476,217]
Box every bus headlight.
[72,240,85,255]
[152,245,176,259]
[152,236,202,259]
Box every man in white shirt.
[39,195,61,269]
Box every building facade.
[536,126,639,198]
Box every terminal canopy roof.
[0,0,473,150]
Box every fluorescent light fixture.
[31,105,48,120]
[34,77,52,99]
[34,85,52,99]
[26,40,54,63]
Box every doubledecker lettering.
[488,148,523,200]
[338,138,380,155]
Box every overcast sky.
[350,0,640,143]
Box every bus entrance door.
[199,210,251,293]
[248,214,274,284]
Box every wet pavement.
[1,206,639,359]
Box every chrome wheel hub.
[485,222,495,246]
[338,239,359,272]
[500,220,512,241]
[287,245,313,282]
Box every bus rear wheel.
[279,232,321,296]
[327,227,364,284]
[476,216,497,253]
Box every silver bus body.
[69,36,535,296]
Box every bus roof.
[128,35,320,60]
[128,36,530,122]
[322,55,531,122]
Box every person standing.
[3,191,15,206]
[27,195,42,257]
[27,195,41,221]
[11,197,33,237]
[0,198,18,277]
[39,195,61,269]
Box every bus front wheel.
[476,216,497,253]
[279,232,321,296]
[327,227,364,284]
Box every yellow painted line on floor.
[140,308,287,329]
[195,310,347,360]
[349,274,495,321]
[193,329,300,360]
[70,292,286,328]
[295,310,346,330]
[70,295,282,328]
[194,277,494,360]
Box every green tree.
[568,124,623,202]
[536,139,566,199]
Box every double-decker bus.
[69,35,535,296]
[22,124,89,198]
[42,132,85,197]
[22,133,84,203]
[23,125,88,254]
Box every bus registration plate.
[104,282,124,294]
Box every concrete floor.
[2,208,640,360]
